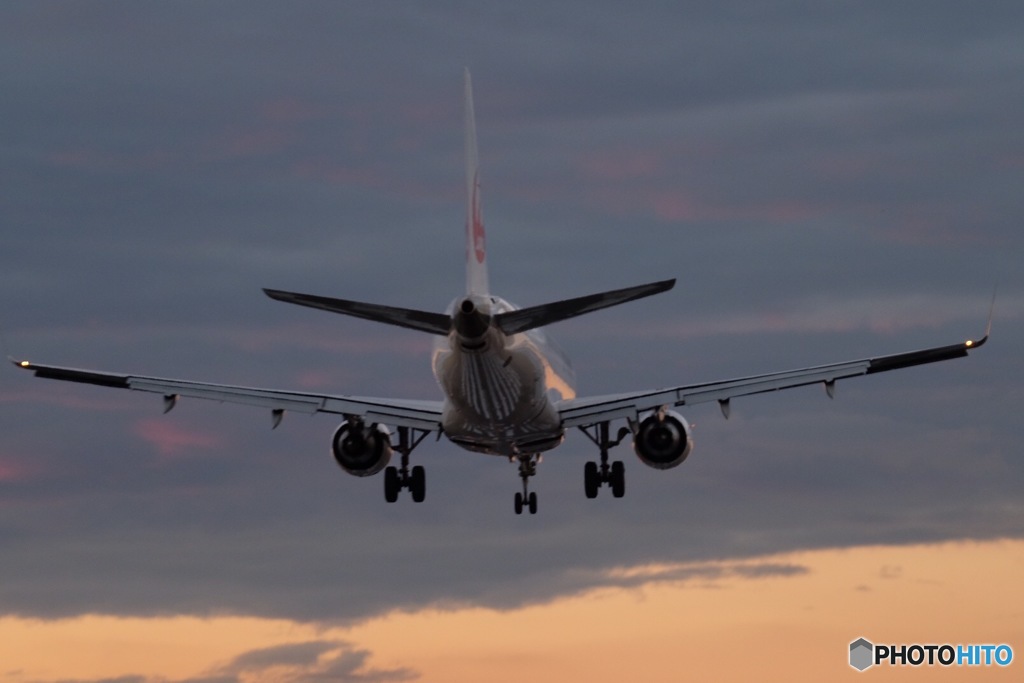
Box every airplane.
[13,69,990,515]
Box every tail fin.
[263,74,675,339]
[464,68,489,297]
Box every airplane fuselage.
[432,295,576,456]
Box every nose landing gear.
[513,453,540,515]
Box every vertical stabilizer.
[464,68,489,296]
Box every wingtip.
[966,322,992,351]
[647,278,676,296]
[984,282,997,339]
[966,284,998,350]
[263,288,287,301]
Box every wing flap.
[130,377,325,413]
[559,334,986,429]
[14,360,443,431]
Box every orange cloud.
[0,539,1020,682]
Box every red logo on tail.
[471,173,485,264]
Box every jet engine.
[331,421,392,476]
[633,409,693,470]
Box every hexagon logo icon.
[850,637,874,671]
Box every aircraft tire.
[584,461,599,499]
[384,466,400,503]
[410,465,426,503]
[611,461,625,498]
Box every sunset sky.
[1,2,1022,680]
[1,540,1021,681]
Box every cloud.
[598,559,809,590]
[879,564,903,580]
[223,641,339,671]
[0,0,1019,631]
[1,540,1021,682]
[198,640,418,683]
[42,641,418,683]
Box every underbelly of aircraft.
[443,407,564,456]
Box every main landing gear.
[579,421,630,499]
[383,427,431,503]
[510,421,630,515]
[513,453,540,515]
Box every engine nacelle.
[633,409,693,470]
[331,421,392,477]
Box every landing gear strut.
[579,421,629,499]
[513,453,540,515]
[383,426,430,503]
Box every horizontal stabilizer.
[495,278,676,336]
[264,289,452,335]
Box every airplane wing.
[557,333,988,428]
[11,360,443,431]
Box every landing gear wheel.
[611,460,625,498]
[584,461,599,499]
[410,465,426,503]
[513,453,541,516]
[379,426,431,504]
[579,422,631,501]
[384,466,400,503]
